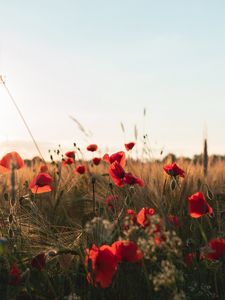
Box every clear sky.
[0,0,225,159]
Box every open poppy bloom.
[93,157,101,166]
[137,207,155,228]
[29,172,53,194]
[125,142,135,151]
[9,264,21,285]
[85,244,118,288]
[87,144,98,152]
[63,157,74,166]
[109,161,126,187]
[65,151,75,158]
[109,161,144,188]
[40,164,48,173]
[112,240,143,263]
[0,151,24,174]
[76,165,86,174]
[103,151,126,168]
[124,173,144,186]
[31,252,46,271]
[163,163,185,178]
[188,192,213,218]
[205,238,225,261]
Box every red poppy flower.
[65,151,75,158]
[137,208,155,228]
[188,192,213,218]
[103,151,126,168]
[112,240,143,263]
[76,165,86,174]
[87,144,98,152]
[167,215,181,228]
[63,157,74,166]
[109,161,126,187]
[124,173,144,187]
[125,142,135,151]
[85,244,118,288]
[93,157,101,166]
[109,161,144,188]
[9,264,21,285]
[29,173,52,194]
[0,151,24,174]
[40,164,48,173]
[206,238,225,261]
[31,252,46,271]
[163,163,185,178]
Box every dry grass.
[1,155,225,299]
[1,156,225,247]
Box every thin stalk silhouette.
[0,76,45,162]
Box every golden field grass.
[1,155,225,254]
[1,153,225,299]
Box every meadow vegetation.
[0,144,225,299]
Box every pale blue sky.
[0,0,225,158]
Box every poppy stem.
[9,164,16,243]
[10,164,16,208]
